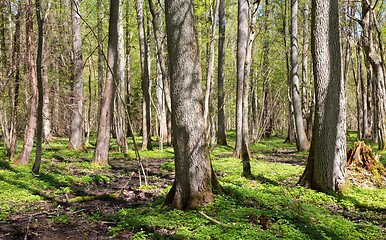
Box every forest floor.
[0,132,385,239]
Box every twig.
[120,172,135,194]
[24,216,32,240]
[199,211,230,228]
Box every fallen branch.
[199,211,230,228]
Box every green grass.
[0,132,385,239]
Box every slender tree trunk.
[357,39,369,138]
[92,0,119,165]
[68,0,84,150]
[291,0,309,152]
[298,0,347,192]
[233,0,248,158]
[115,0,128,153]
[217,0,227,146]
[32,0,44,174]
[164,0,222,210]
[13,0,38,166]
[8,6,21,159]
[136,0,152,150]
[361,0,386,150]
[97,0,104,125]
[301,4,309,129]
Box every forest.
[0,0,386,239]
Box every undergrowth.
[0,132,385,239]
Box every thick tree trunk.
[291,0,309,152]
[13,0,38,166]
[164,0,222,210]
[68,0,84,151]
[92,0,119,166]
[298,0,347,192]
[301,4,309,127]
[217,0,227,146]
[136,0,152,150]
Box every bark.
[92,0,119,166]
[233,0,248,158]
[97,0,104,125]
[32,0,44,174]
[298,0,347,192]
[115,0,128,153]
[301,4,309,129]
[357,40,369,138]
[136,0,152,150]
[68,0,84,150]
[291,0,309,152]
[361,0,386,150]
[13,0,38,166]
[217,0,227,146]
[155,61,168,148]
[8,6,21,159]
[203,0,219,131]
[164,0,222,210]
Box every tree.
[290,0,309,152]
[217,0,227,146]
[13,0,38,166]
[68,0,84,151]
[233,0,248,159]
[92,0,119,166]
[136,0,152,151]
[164,0,222,210]
[298,0,347,192]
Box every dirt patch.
[0,157,173,239]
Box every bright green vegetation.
[0,132,385,239]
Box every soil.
[0,148,383,239]
[0,156,174,240]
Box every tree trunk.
[136,0,152,150]
[8,5,21,159]
[301,4,309,130]
[361,0,386,150]
[357,39,369,138]
[217,0,227,146]
[298,0,347,192]
[32,0,44,174]
[97,0,104,126]
[68,0,84,151]
[164,0,222,210]
[233,0,248,158]
[115,0,128,153]
[13,0,38,166]
[291,0,309,152]
[92,0,119,166]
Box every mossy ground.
[0,131,385,239]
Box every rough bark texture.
[164,0,220,210]
[361,0,386,150]
[298,0,347,192]
[68,0,84,151]
[92,0,119,166]
[217,0,227,146]
[233,0,248,158]
[291,0,309,152]
[13,0,37,166]
[136,0,152,150]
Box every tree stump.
[347,141,386,187]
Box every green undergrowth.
[0,132,385,239]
